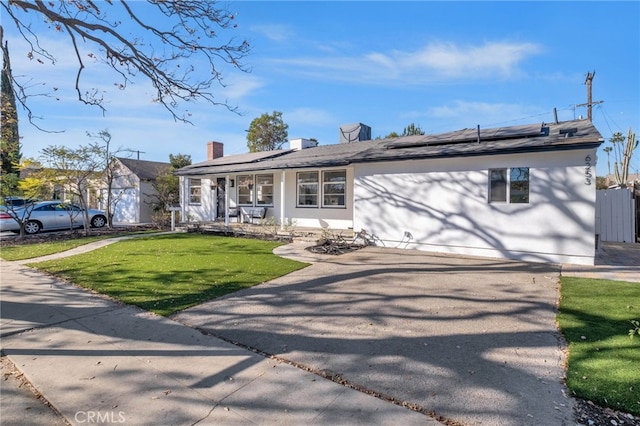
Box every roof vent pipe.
[477,125,481,143]
[559,128,578,137]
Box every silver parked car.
[0,201,107,234]
[1,196,37,210]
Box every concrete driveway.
[173,246,573,426]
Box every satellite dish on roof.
[339,123,371,144]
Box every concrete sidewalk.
[0,259,433,425]
[561,242,640,283]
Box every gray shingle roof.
[174,119,603,176]
[117,158,171,181]
[175,150,292,175]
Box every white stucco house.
[175,119,604,265]
[101,157,171,224]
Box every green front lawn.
[31,233,308,316]
[0,235,117,261]
[558,277,640,415]
[0,231,155,261]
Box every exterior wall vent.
[339,123,371,144]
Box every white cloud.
[249,24,294,42]
[428,101,511,118]
[397,41,541,78]
[220,74,266,101]
[313,40,355,55]
[269,40,542,85]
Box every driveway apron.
[174,247,573,426]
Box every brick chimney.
[207,141,224,160]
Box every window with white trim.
[297,171,319,207]
[322,170,346,207]
[256,174,274,205]
[237,175,254,205]
[188,178,201,204]
[489,167,529,203]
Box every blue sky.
[6,1,640,177]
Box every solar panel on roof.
[386,124,547,150]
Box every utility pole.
[576,71,603,122]
[123,149,146,160]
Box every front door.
[216,178,226,220]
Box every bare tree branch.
[1,0,251,124]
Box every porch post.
[280,171,286,230]
[225,175,230,226]
[179,176,186,223]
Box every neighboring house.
[102,157,171,224]
[175,119,604,265]
[602,173,640,189]
[19,165,102,208]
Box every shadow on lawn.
[558,305,640,414]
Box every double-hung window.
[297,170,347,208]
[237,175,254,205]
[188,178,201,204]
[297,172,319,207]
[489,167,529,203]
[256,174,274,205]
[322,170,346,207]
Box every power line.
[122,149,146,160]
[595,104,624,136]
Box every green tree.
[382,123,425,139]
[1,1,250,124]
[150,153,192,227]
[402,122,425,136]
[610,131,625,166]
[603,146,612,176]
[169,154,193,170]
[595,176,608,190]
[383,131,400,139]
[246,111,289,152]
[0,26,21,192]
[16,160,49,198]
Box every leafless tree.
[38,143,106,235]
[87,129,125,228]
[1,1,250,126]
